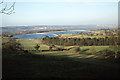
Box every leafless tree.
[0,0,15,15]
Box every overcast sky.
[2,0,118,27]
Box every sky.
[1,0,118,27]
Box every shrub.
[102,49,115,56]
[51,44,55,48]
[34,44,40,51]
[2,38,23,56]
[2,38,23,52]
[49,46,53,51]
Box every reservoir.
[12,29,96,39]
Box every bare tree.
[0,0,15,15]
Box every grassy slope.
[2,37,120,79]
[3,51,120,79]
[2,37,49,50]
[17,39,49,50]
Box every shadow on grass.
[2,51,120,79]
[81,49,89,53]
[27,48,68,52]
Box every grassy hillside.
[17,39,49,50]
[2,37,115,54]
[3,50,120,79]
[18,39,112,55]
[2,37,120,79]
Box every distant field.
[58,30,106,38]
[59,34,106,38]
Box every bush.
[34,44,40,51]
[49,46,53,51]
[101,49,115,56]
[55,48,63,51]
[2,38,23,52]
[2,38,23,56]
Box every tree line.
[42,36,118,46]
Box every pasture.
[2,37,120,79]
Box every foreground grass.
[3,51,120,79]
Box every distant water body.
[12,29,97,39]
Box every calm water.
[12,34,56,39]
[12,29,97,39]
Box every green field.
[2,37,120,79]
[17,39,49,50]
[58,30,106,38]
[2,37,110,52]
[59,34,106,38]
